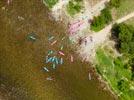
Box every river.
[0,0,116,100]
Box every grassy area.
[66,0,83,16]
[96,48,134,100]
[43,0,58,8]
[96,49,113,67]
[125,18,134,26]
[0,0,115,100]
[112,0,134,19]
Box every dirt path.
[78,12,134,62]
[116,12,134,23]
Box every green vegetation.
[67,0,83,16]
[125,18,134,26]
[111,23,134,90]
[96,49,113,67]
[112,0,134,18]
[90,0,122,32]
[90,7,112,32]
[95,22,134,100]
[109,0,121,8]
[43,0,58,8]
[96,48,134,100]
[111,23,134,67]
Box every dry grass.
[88,0,103,7]
[112,0,134,19]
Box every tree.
[111,24,120,39]
[120,42,130,53]
[118,24,133,42]
[111,23,134,54]
[111,23,134,82]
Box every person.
[78,37,83,45]
[88,19,93,23]
[90,36,93,42]
[84,37,87,45]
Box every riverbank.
[0,0,115,100]
[43,0,118,98]
[44,0,134,99]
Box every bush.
[67,0,82,16]
[91,8,112,32]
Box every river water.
[0,0,116,100]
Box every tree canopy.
[111,23,134,54]
[111,23,134,80]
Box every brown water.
[0,0,116,100]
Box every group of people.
[78,36,93,46]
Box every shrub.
[90,8,112,32]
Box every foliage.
[109,0,121,8]
[90,8,112,32]
[111,23,134,92]
[111,23,134,54]
[117,79,129,92]
[43,0,58,8]
[90,0,122,32]
[96,49,113,67]
[96,49,133,100]
[67,0,83,16]
[113,57,124,67]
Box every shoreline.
[45,0,134,99]
[46,0,118,99]
[89,66,118,100]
